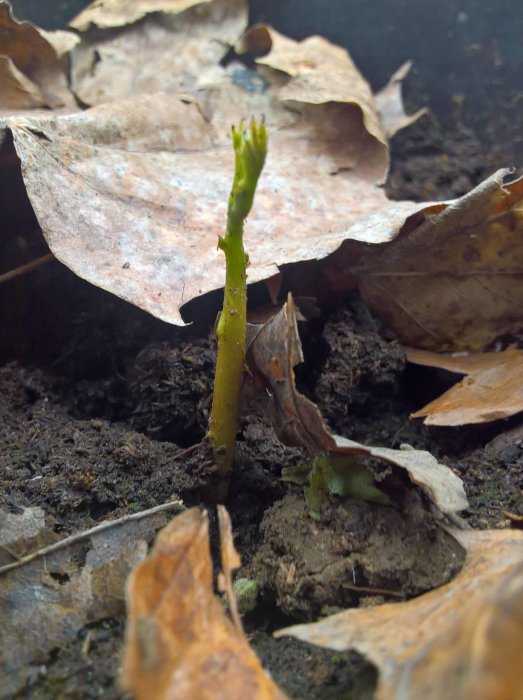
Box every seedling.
[207,118,268,496]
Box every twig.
[0,252,55,285]
[0,498,184,575]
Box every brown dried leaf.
[407,346,523,425]
[246,294,336,452]
[246,297,468,514]
[0,1,77,108]
[70,0,207,30]
[217,505,243,632]
[331,436,469,514]
[0,56,45,109]
[355,170,523,351]
[2,64,397,324]
[374,61,427,138]
[237,24,387,183]
[276,528,523,700]
[69,0,248,106]
[121,508,287,700]
[0,509,168,698]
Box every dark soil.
[1,117,522,699]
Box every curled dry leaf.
[246,296,468,514]
[374,61,427,138]
[69,0,248,106]
[354,170,523,351]
[0,1,78,109]
[276,528,523,700]
[407,346,523,425]
[1,35,400,325]
[121,508,287,700]
[70,0,209,30]
[0,508,168,699]
[331,437,469,514]
[236,24,388,182]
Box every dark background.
[9,0,523,164]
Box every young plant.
[207,118,268,495]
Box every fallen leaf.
[70,0,208,30]
[0,508,169,699]
[0,1,78,108]
[374,61,427,139]
[69,0,248,106]
[246,296,468,514]
[276,528,523,700]
[217,505,244,632]
[0,78,398,324]
[236,24,388,181]
[246,294,336,452]
[407,346,523,425]
[354,170,523,351]
[331,437,469,514]
[121,507,287,700]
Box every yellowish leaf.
[407,346,523,425]
[121,508,288,700]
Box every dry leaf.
[354,170,523,351]
[1,59,398,324]
[0,12,427,326]
[331,437,469,514]
[70,0,208,30]
[246,296,468,514]
[0,1,77,108]
[0,509,168,698]
[407,346,523,425]
[121,508,287,700]
[276,528,523,700]
[246,294,336,452]
[374,61,427,138]
[237,24,387,183]
[69,0,248,105]
[217,505,243,632]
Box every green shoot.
[207,118,268,497]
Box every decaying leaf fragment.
[354,170,523,351]
[0,1,78,109]
[121,507,287,700]
[236,24,388,182]
[246,296,468,514]
[407,346,523,425]
[276,529,523,700]
[69,0,248,106]
[0,508,168,699]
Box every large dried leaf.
[121,508,287,700]
[246,297,468,514]
[0,1,78,108]
[69,0,248,106]
[0,508,169,699]
[354,170,523,351]
[276,528,523,700]
[407,346,523,425]
[1,61,401,324]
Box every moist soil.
[1,117,522,700]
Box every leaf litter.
[276,528,523,700]
[0,0,521,697]
[407,345,523,426]
[121,507,288,700]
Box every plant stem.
[208,119,268,496]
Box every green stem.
[208,119,268,496]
